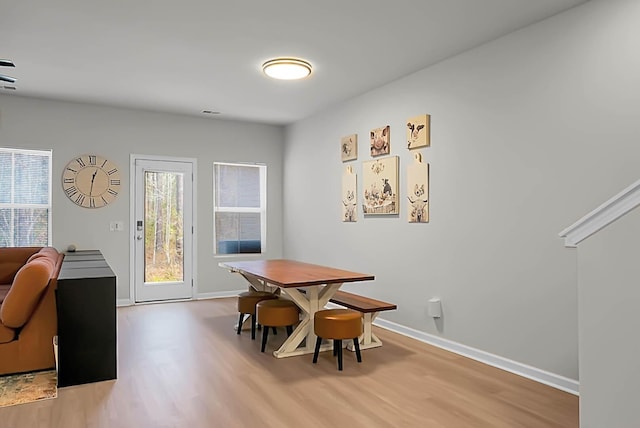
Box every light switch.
[110,221,124,232]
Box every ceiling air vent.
[0,59,16,84]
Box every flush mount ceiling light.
[262,58,312,80]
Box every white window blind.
[0,148,52,247]
[213,162,266,255]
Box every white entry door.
[133,158,194,303]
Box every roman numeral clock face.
[62,155,122,208]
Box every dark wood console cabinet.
[57,250,117,387]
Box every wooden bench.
[329,290,397,350]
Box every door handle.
[136,235,143,241]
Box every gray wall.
[283,0,640,380]
[0,95,285,300]
[577,207,640,427]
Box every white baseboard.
[117,291,241,307]
[373,317,579,396]
[196,290,244,300]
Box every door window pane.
[144,171,184,283]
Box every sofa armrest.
[0,259,54,328]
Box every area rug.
[0,370,57,407]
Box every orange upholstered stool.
[237,291,278,340]
[256,299,300,352]
[313,309,363,371]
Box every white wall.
[283,0,640,380]
[0,95,285,301]
[577,207,640,427]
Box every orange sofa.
[0,247,64,375]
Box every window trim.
[0,147,53,247]
[213,161,267,256]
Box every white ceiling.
[1,0,589,125]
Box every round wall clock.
[62,154,122,208]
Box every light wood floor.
[0,299,578,427]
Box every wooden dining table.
[219,259,374,358]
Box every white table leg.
[272,287,311,357]
[346,311,383,351]
[272,283,342,358]
[306,286,319,352]
[232,276,278,332]
[234,313,253,332]
[240,274,278,293]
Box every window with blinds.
[213,162,266,255]
[0,148,52,247]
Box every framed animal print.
[342,166,357,222]
[341,134,358,162]
[362,156,399,215]
[406,114,430,149]
[407,153,429,223]
[370,125,390,157]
